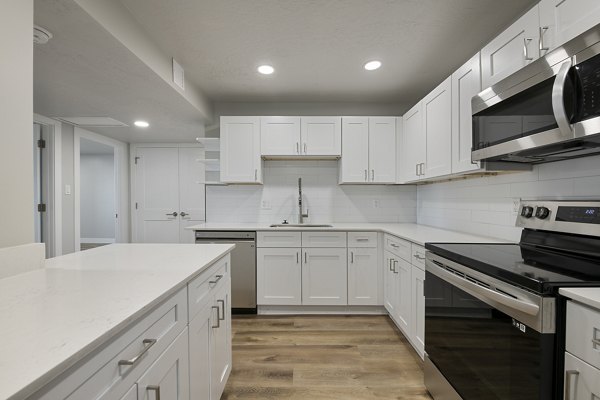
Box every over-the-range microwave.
[471,24,600,164]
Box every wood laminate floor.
[222,315,432,400]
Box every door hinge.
[37,203,47,212]
[134,156,140,165]
[37,139,46,149]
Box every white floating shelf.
[195,137,220,152]
[195,181,227,186]
[195,158,220,172]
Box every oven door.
[424,253,556,400]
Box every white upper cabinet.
[260,117,301,156]
[301,117,342,156]
[340,117,369,182]
[423,77,452,179]
[539,0,600,53]
[401,102,425,182]
[369,117,396,183]
[340,117,396,184]
[395,117,404,184]
[481,5,540,89]
[220,116,262,184]
[452,53,482,174]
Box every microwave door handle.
[552,60,574,136]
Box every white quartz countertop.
[0,243,234,400]
[560,287,600,310]
[187,222,506,246]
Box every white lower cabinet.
[383,251,398,316]
[188,304,212,400]
[410,266,425,359]
[348,247,378,305]
[257,248,302,305]
[137,328,189,400]
[210,282,232,400]
[302,248,348,305]
[119,385,137,400]
[394,257,412,335]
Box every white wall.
[0,0,34,248]
[61,124,76,254]
[417,155,600,242]
[207,161,416,223]
[80,154,115,240]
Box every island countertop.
[0,243,234,400]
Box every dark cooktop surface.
[425,242,600,294]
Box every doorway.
[77,137,117,251]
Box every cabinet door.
[134,147,181,243]
[383,252,397,316]
[300,117,342,156]
[260,117,301,156]
[178,147,206,243]
[539,0,600,53]
[395,116,405,184]
[402,102,425,182]
[348,247,378,306]
[481,5,540,89]
[340,117,369,183]
[452,53,482,174]
[302,248,347,305]
[564,352,600,400]
[411,266,425,359]
[137,329,189,400]
[220,116,262,183]
[210,281,232,400]
[189,305,212,400]
[120,385,137,400]
[257,248,302,305]
[394,257,412,335]
[368,117,396,183]
[423,77,452,179]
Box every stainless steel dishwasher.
[195,231,256,314]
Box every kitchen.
[3,0,600,399]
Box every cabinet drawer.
[411,244,426,271]
[564,352,600,400]
[38,289,188,400]
[348,232,378,248]
[384,234,411,261]
[188,254,229,321]
[566,301,600,370]
[257,231,301,247]
[302,231,347,248]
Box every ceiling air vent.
[54,117,128,127]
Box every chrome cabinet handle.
[414,254,426,261]
[217,299,225,321]
[166,212,178,217]
[389,259,393,271]
[523,37,534,61]
[296,142,299,154]
[390,243,399,248]
[304,252,308,263]
[209,274,223,285]
[552,60,574,136]
[147,385,161,400]
[212,305,220,328]
[118,338,157,366]
[364,169,368,182]
[297,251,299,264]
[351,251,354,263]
[592,338,600,346]
[415,164,419,177]
[371,169,375,181]
[565,370,579,400]
[254,169,257,181]
[356,238,369,242]
[303,143,307,154]
[180,212,188,217]
[393,260,399,274]
[539,26,549,52]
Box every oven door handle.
[428,261,540,316]
[552,60,574,137]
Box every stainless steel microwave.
[471,24,600,164]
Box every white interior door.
[135,147,180,243]
[340,117,369,183]
[178,147,206,243]
[368,117,396,183]
[260,117,301,156]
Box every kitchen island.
[0,243,234,400]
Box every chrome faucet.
[298,177,309,224]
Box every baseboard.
[257,305,387,315]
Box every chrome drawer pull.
[356,238,369,242]
[414,254,426,261]
[209,274,223,285]
[118,338,157,366]
[217,299,226,321]
[147,385,161,400]
[565,370,579,400]
[591,338,600,346]
[393,260,399,274]
[212,305,220,328]
[390,243,399,248]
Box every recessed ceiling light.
[134,120,149,128]
[257,65,275,75]
[364,60,382,71]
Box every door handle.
[552,60,574,136]
[212,305,220,328]
[180,212,188,217]
[147,385,161,400]
[217,299,225,321]
[166,212,178,217]
[539,26,549,52]
[523,37,534,61]
[565,370,579,400]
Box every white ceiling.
[120,0,538,105]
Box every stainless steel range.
[424,200,600,400]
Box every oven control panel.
[516,200,600,236]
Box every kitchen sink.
[269,224,333,228]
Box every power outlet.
[512,198,521,214]
[372,199,381,208]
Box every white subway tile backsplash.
[417,155,600,241]
[207,161,417,223]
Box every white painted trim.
[74,127,129,251]
[257,305,387,315]
[33,114,62,257]
[80,237,116,244]
[129,143,204,242]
